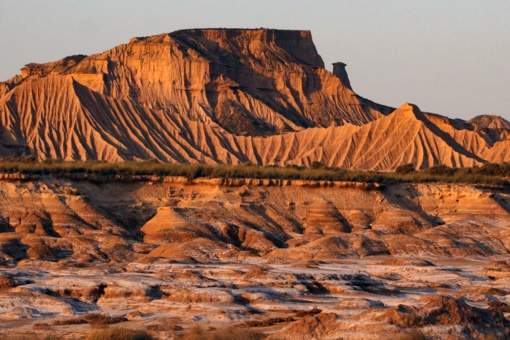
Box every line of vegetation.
[0,158,508,186]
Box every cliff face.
[2,29,390,134]
[0,178,509,339]
[0,29,508,169]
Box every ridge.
[0,29,506,170]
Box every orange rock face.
[0,178,508,339]
[0,28,508,169]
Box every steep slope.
[232,103,484,169]
[0,80,492,169]
[1,29,393,136]
[483,140,510,163]
[424,113,492,155]
[0,28,507,169]
[322,103,485,169]
[0,76,124,161]
[424,113,510,164]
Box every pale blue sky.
[1,1,509,120]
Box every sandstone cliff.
[1,29,391,133]
[0,29,508,169]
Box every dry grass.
[6,334,60,340]
[244,316,294,327]
[53,313,127,327]
[176,325,265,340]
[0,158,508,186]
[86,327,154,340]
[32,323,50,330]
[397,330,428,340]
[146,323,183,331]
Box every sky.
[1,0,509,120]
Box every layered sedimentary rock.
[0,28,508,169]
[0,29,390,133]
[0,177,509,338]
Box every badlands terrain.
[0,28,509,169]
[0,176,509,339]
[0,28,509,339]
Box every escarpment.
[0,28,508,169]
[0,178,509,339]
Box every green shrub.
[0,158,508,186]
[478,163,510,176]
[396,163,416,174]
[310,161,325,169]
[423,164,456,176]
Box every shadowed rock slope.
[0,178,509,339]
[0,28,508,169]
[0,177,509,267]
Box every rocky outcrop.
[332,62,352,90]
[0,177,508,338]
[0,28,508,169]
[1,29,391,137]
[0,177,508,264]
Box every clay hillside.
[0,28,508,169]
